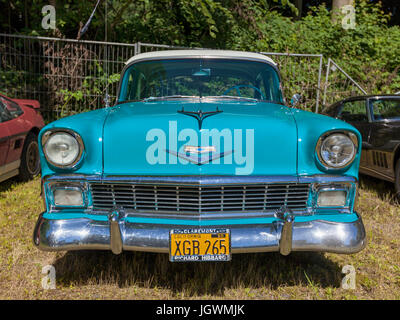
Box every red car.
[0,93,45,182]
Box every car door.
[336,99,370,168]
[0,100,11,178]
[0,96,27,167]
[367,98,400,181]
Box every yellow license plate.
[169,228,231,262]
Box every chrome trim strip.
[44,174,302,185]
[43,174,357,185]
[117,209,307,220]
[33,212,366,255]
[298,175,357,184]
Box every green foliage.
[57,61,120,117]
[1,0,399,117]
[98,0,399,94]
[249,1,400,94]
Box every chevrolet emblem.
[184,145,216,154]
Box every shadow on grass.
[52,250,343,296]
[359,174,399,205]
[0,174,41,193]
[0,177,19,193]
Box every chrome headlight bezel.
[41,129,84,169]
[316,131,358,170]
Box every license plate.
[169,228,231,262]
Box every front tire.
[17,132,40,181]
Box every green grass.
[0,175,399,300]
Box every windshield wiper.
[205,95,259,102]
[205,96,286,106]
[143,95,198,102]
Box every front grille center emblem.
[184,145,216,154]
[166,148,233,166]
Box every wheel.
[17,132,40,181]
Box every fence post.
[315,55,324,114]
[323,58,332,107]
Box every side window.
[0,96,23,119]
[338,100,368,122]
[371,99,400,121]
[0,100,12,123]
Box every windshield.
[118,58,284,104]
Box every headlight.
[42,130,84,168]
[316,132,357,169]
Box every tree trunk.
[294,0,303,18]
[332,0,354,10]
[332,0,354,22]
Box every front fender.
[39,108,110,178]
[293,109,362,178]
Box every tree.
[294,0,303,18]
[332,0,355,10]
[332,0,354,22]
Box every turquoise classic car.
[33,50,366,262]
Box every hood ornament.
[177,107,222,130]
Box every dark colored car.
[0,93,45,183]
[323,95,400,195]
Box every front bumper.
[33,212,366,255]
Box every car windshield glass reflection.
[118,59,284,104]
[372,99,400,121]
[0,96,23,118]
[0,100,12,122]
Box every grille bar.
[90,182,310,214]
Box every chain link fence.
[0,33,136,121]
[0,34,366,122]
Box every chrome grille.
[90,183,310,214]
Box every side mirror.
[290,94,302,107]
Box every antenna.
[104,0,110,108]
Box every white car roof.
[125,49,277,66]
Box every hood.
[102,101,298,176]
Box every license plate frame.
[169,228,231,262]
